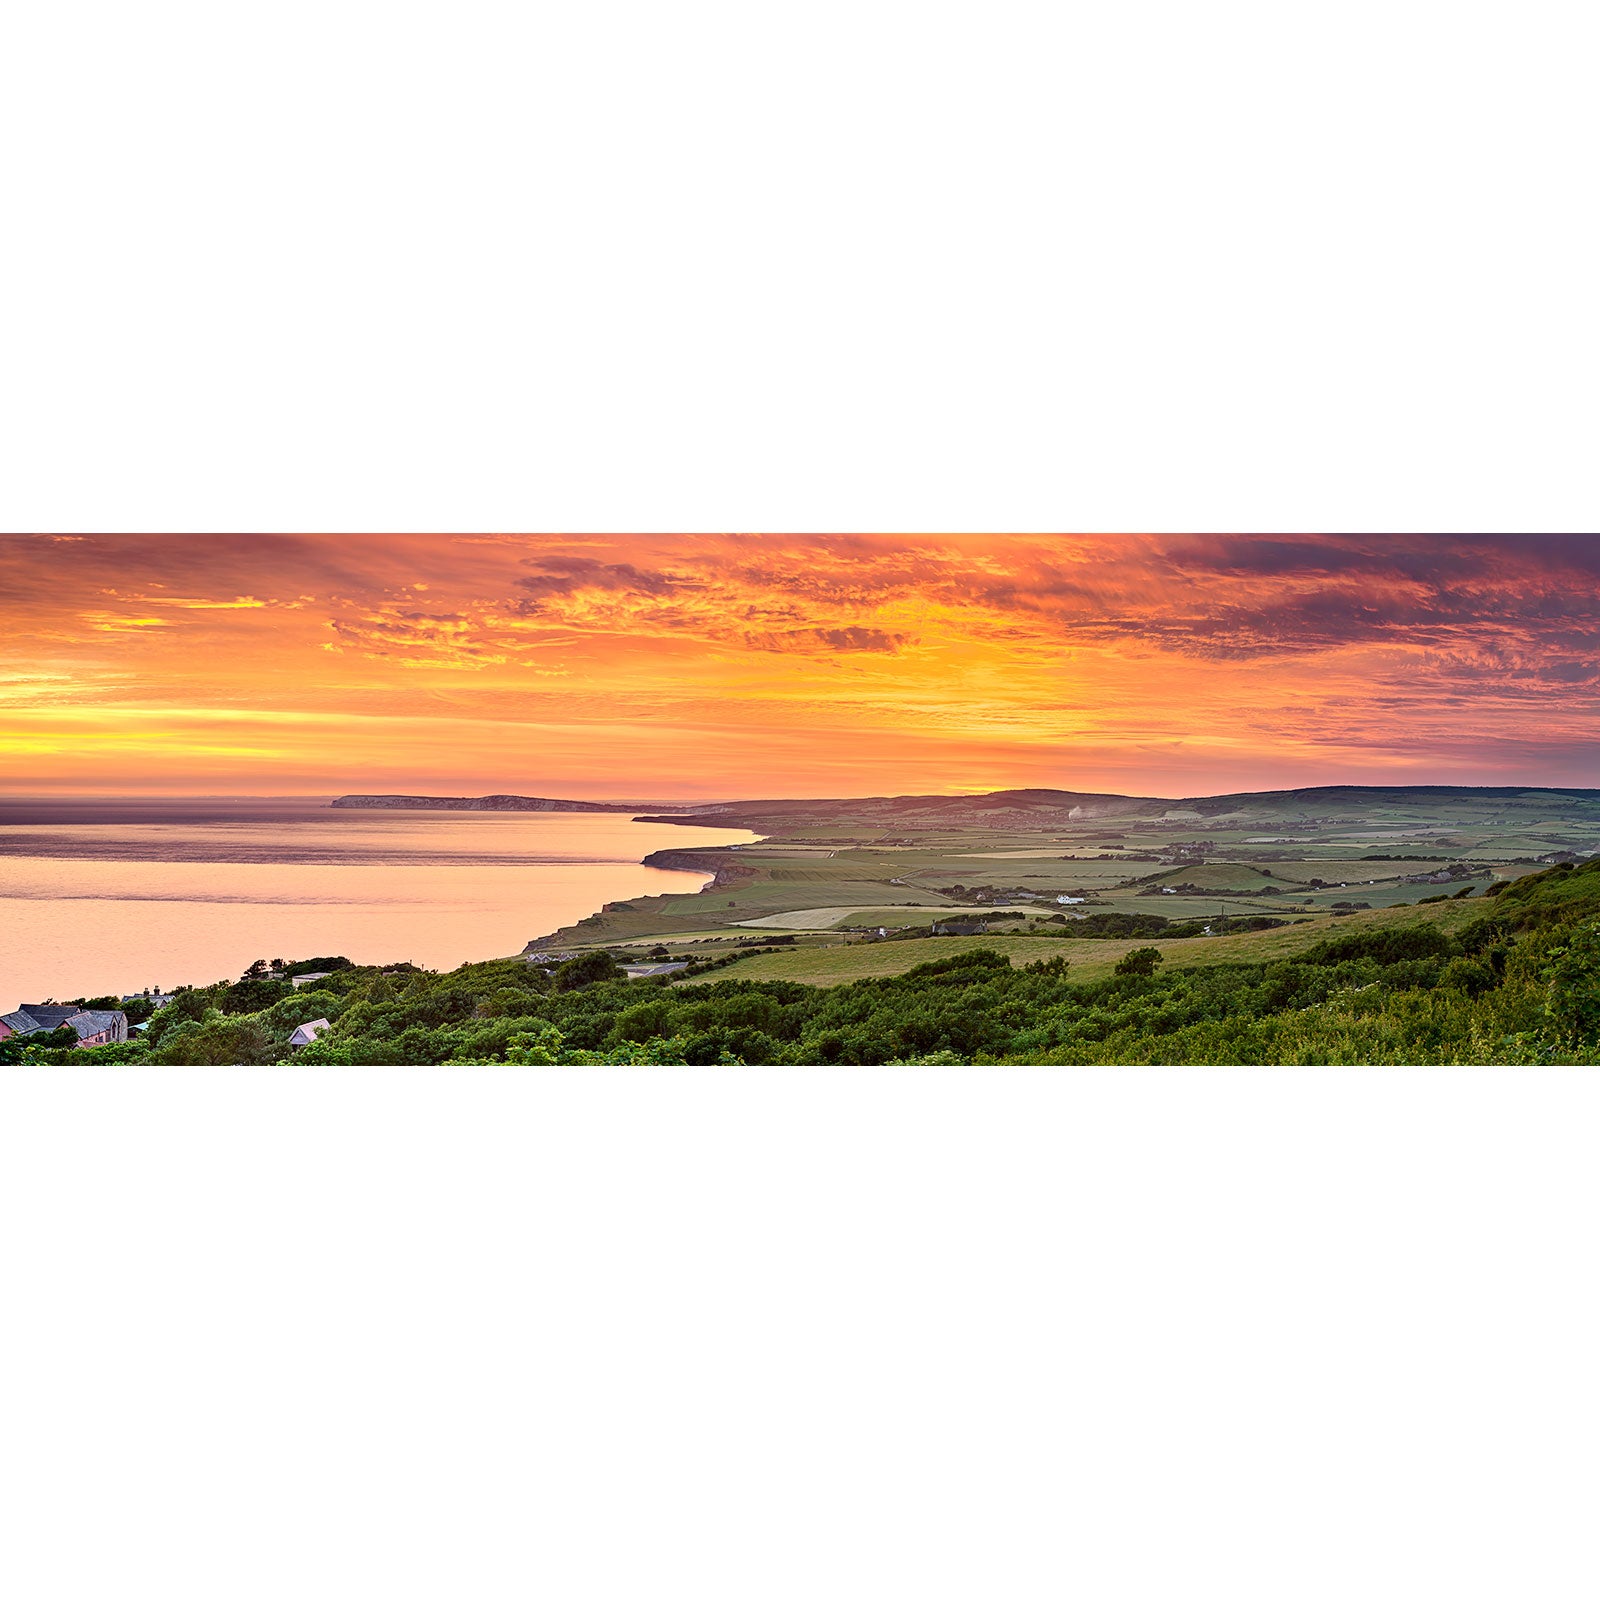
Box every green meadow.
[13,788,1599,1066]
[535,786,1599,980]
[15,857,1596,1066]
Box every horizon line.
[4,779,1600,808]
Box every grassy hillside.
[631,784,1600,836]
[16,858,1597,1065]
[533,786,1592,957]
[678,897,1485,987]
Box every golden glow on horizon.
[3,533,1597,798]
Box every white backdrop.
[2,1,1595,533]
[3,3,1599,1596]
[5,1066,1599,1599]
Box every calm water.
[0,800,754,1006]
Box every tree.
[283,956,354,978]
[152,1013,276,1065]
[1546,920,1600,1044]
[220,977,291,1014]
[0,1025,78,1063]
[145,986,215,1045]
[552,950,622,991]
[119,994,157,1025]
[1115,947,1163,979]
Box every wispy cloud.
[4,533,1598,796]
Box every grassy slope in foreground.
[675,897,1487,987]
[44,858,1597,1065]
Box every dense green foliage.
[0,1025,78,1064]
[910,911,1294,942]
[17,860,1600,1065]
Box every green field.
[529,786,1597,962]
[678,897,1484,987]
[62,855,1600,1065]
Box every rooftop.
[68,1011,125,1040]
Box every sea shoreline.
[0,809,757,1005]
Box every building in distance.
[0,1004,129,1047]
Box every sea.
[0,799,756,1007]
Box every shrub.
[552,950,623,991]
[1114,947,1163,979]
[1297,924,1455,967]
[1545,920,1600,1044]
[152,1013,276,1065]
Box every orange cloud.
[2,534,1598,797]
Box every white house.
[289,973,334,989]
[288,1018,331,1047]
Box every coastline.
[636,845,762,889]
[0,811,759,1004]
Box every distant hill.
[334,784,1600,827]
[633,783,1600,831]
[633,789,1157,828]
[331,794,682,812]
[1168,783,1600,812]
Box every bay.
[0,800,753,1005]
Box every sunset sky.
[4,533,1598,800]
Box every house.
[67,1010,129,1047]
[92,1009,130,1045]
[289,972,334,989]
[123,991,175,1009]
[1056,895,1086,905]
[0,1004,128,1048]
[1,1004,80,1039]
[288,1018,331,1047]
